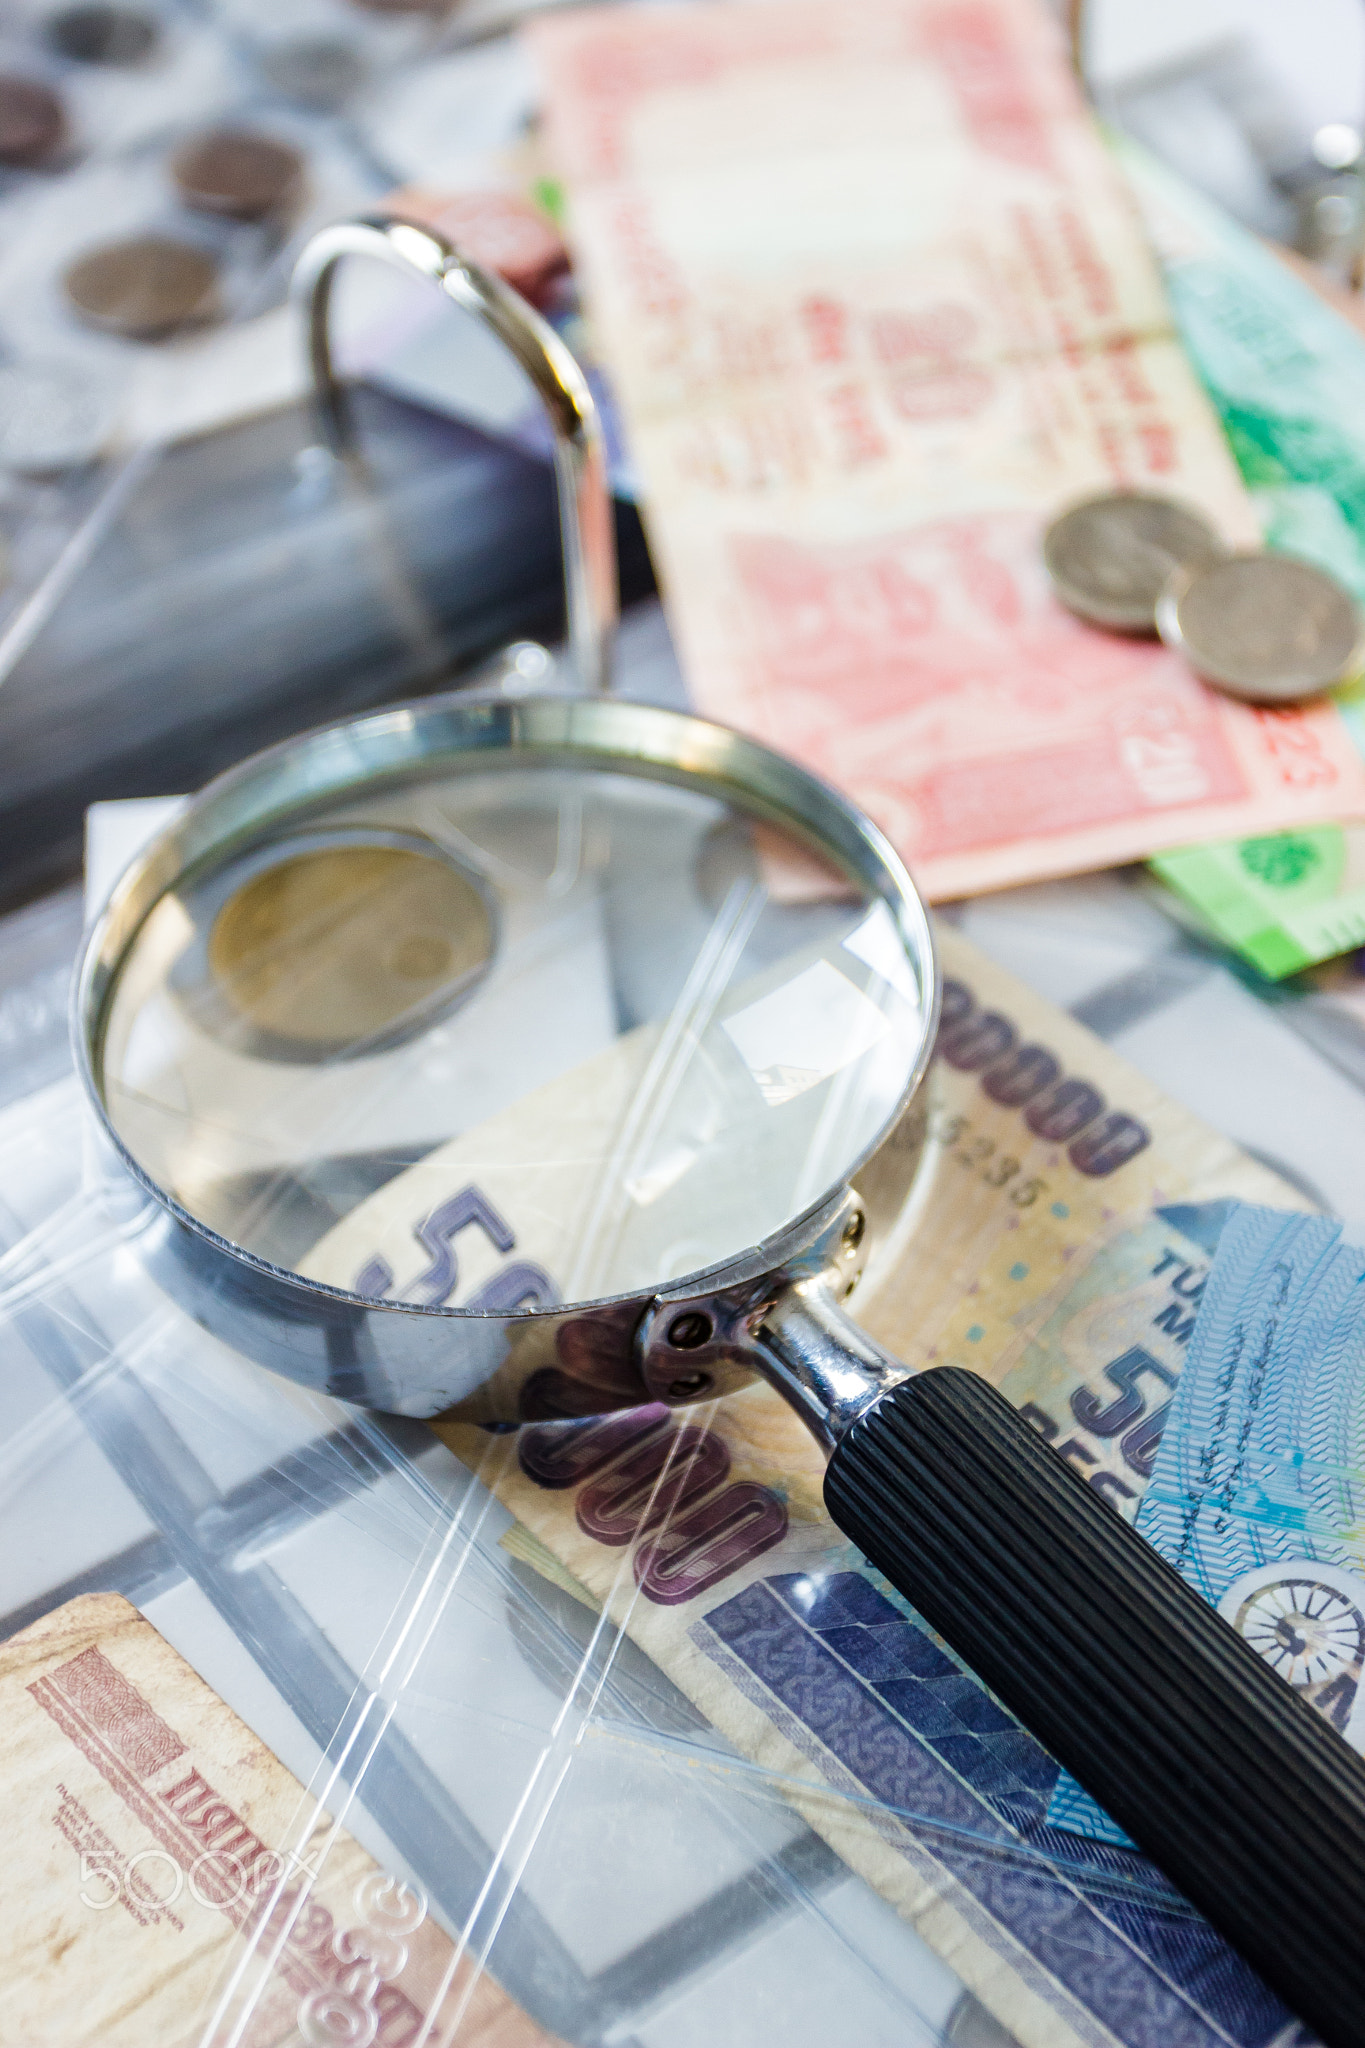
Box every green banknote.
[1151,825,1365,977]
[1119,135,1365,616]
[1118,139,1365,974]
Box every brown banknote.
[0,1592,565,2048]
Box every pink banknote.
[652,502,1365,898]
[526,0,1365,896]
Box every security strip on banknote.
[302,923,1308,2048]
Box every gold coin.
[208,844,491,1053]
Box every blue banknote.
[1050,1202,1365,1863]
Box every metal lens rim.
[73,689,941,1320]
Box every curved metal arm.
[291,215,618,696]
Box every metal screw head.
[841,1211,865,1252]
[666,1309,713,1350]
[666,1370,711,1401]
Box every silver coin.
[1043,490,1224,634]
[1156,551,1362,703]
[0,364,118,473]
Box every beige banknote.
[0,1592,565,2048]
[524,0,1365,897]
[305,925,1302,2048]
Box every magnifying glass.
[73,215,1365,2045]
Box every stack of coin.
[1043,489,1362,704]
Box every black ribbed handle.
[824,1367,1365,2047]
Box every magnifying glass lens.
[98,759,928,1307]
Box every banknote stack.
[397,925,1316,2048]
[512,0,1365,992]
[523,0,1365,902]
[1117,142,1365,978]
[312,9,1365,2040]
[18,3,1365,2044]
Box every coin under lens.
[208,844,493,1055]
[1043,490,1224,634]
[1156,553,1362,704]
[170,129,304,221]
[46,4,159,63]
[63,237,218,338]
[0,75,66,166]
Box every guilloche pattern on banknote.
[1141,1203,1365,1729]
[407,929,1312,2048]
[0,1591,565,2048]
[525,0,1365,897]
[1053,1202,1365,1851]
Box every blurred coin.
[0,364,117,472]
[0,74,65,166]
[63,235,218,338]
[46,3,159,64]
[1044,490,1224,634]
[1157,553,1362,703]
[170,128,303,220]
[257,36,364,111]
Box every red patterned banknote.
[526,0,1365,895]
[0,1594,564,2048]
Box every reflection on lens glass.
[99,764,928,1308]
